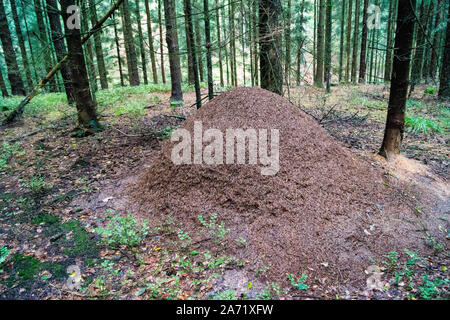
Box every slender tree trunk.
[158,0,166,83]
[324,0,332,92]
[113,12,125,87]
[351,0,360,83]
[339,0,346,82]
[0,0,26,96]
[10,0,33,91]
[195,16,205,82]
[409,0,428,95]
[184,0,195,84]
[0,68,9,97]
[229,0,237,86]
[358,0,369,83]
[122,0,140,86]
[315,0,325,87]
[345,0,353,82]
[89,0,108,89]
[23,2,39,83]
[46,0,75,103]
[81,3,98,94]
[222,3,230,85]
[369,26,375,82]
[259,0,282,94]
[204,0,214,99]
[135,0,148,85]
[438,2,450,99]
[215,0,224,87]
[145,0,158,84]
[253,0,259,86]
[296,0,306,86]
[384,0,396,81]
[185,0,201,108]
[430,0,442,81]
[380,0,416,158]
[240,0,246,86]
[61,0,99,129]
[163,0,183,101]
[34,0,57,92]
[284,0,292,84]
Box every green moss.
[31,212,60,225]
[61,220,98,257]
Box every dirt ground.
[0,85,448,300]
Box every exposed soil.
[131,87,448,293]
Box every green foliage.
[157,125,176,140]
[22,175,48,194]
[383,251,399,270]
[287,273,309,290]
[198,213,230,243]
[0,246,11,273]
[418,274,449,300]
[424,88,435,95]
[405,117,442,134]
[31,212,60,225]
[0,142,23,171]
[95,210,149,248]
[214,289,238,300]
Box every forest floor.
[0,83,448,300]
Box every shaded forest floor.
[0,84,448,300]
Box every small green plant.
[95,210,149,248]
[405,116,443,134]
[383,251,399,270]
[424,88,435,95]
[418,274,449,300]
[198,213,230,243]
[22,175,48,194]
[157,125,176,140]
[287,273,309,290]
[0,246,11,273]
[0,142,23,170]
[214,289,238,300]
[425,235,444,253]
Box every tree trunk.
[46,0,75,103]
[135,0,148,85]
[259,0,282,94]
[164,0,183,101]
[122,0,140,86]
[438,2,450,99]
[204,0,214,99]
[324,0,332,92]
[145,0,158,84]
[185,0,202,108]
[195,16,205,83]
[89,0,108,89]
[315,0,325,87]
[253,0,259,86]
[113,12,125,87]
[61,0,99,129]
[380,0,416,158]
[158,0,166,83]
[409,0,428,95]
[285,0,292,84]
[358,0,369,83]
[351,0,360,83]
[339,0,346,82]
[229,0,237,86]
[0,0,26,96]
[9,0,33,91]
[184,0,195,84]
[384,0,396,81]
[34,0,57,92]
[0,68,9,97]
[430,0,442,81]
[81,3,98,93]
[345,0,353,82]
[215,0,224,87]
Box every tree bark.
[89,0,108,89]
[46,0,75,103]
[259,0,282,94]
[0,0,26,96]
[204,0,214,99]
[358,0,369,83]
[122,0,140,86]
[339,0,346,82]
[61,0,99,129]
[9,0,33,91]
[184,0,201,108]
[438,2,450,99]
[351,0,360,83]
[135,0,148,85]
[164,0,183,101]
[384,0,396,81]
[215,0,224,87]
[345,0,353,82]
[145,0,158,84]
[0,68,9,97]
[380,0,416,158]
[324,0,332,92]
[315,0,325,87]
[430,0,442,81]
